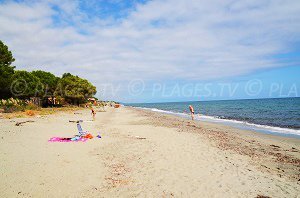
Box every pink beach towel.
[48,137,88,142]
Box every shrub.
[0,98,39,113]
[0,98,25,112]
[24,103,40,110]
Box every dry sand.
[0,107,299,197]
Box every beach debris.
[289,147,299,152]
[270,144,280,148]
[69,119,93,123]
[135,136,146,140]
[261,165,270,170]
[256,195,271,198]
[15,120,34,126]
[74,112,82,114]
[276,167,284,172]
[97,133,102,138]
[69,120,83,123]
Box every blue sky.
[0,0,299,102]
[121,65,300,103]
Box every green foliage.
[11,71,41,99]
[0,98,40,112]
[0,40,16,98]
[0,98,25,107]
[55,73,97,105]
[31,70,59,97]
[0,40,97,105]
[0,98,25,112]
[62,73,72,78]
[0,40,15,66]
[24,103,40,111]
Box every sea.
[126,97,300,138]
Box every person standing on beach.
[189,105,195,120]
[91,108,96,120]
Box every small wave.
[133,106,300,137]
[197,114,300,136]
[137,107,190,118]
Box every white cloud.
[0,0,299,101]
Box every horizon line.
[123,96,300,104]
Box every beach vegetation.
[0,98,40,113]
[55,73,97,105]
[0,40,97,110]
[31,70,59,97]
[11,70,41,99]
[0,40,16,99]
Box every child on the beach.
[91,108,96,120]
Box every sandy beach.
[0,106,299,197]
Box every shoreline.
[129,106,300,139]
[129,106,300,181]
[130,106,300,142]
[1,106,299,197]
